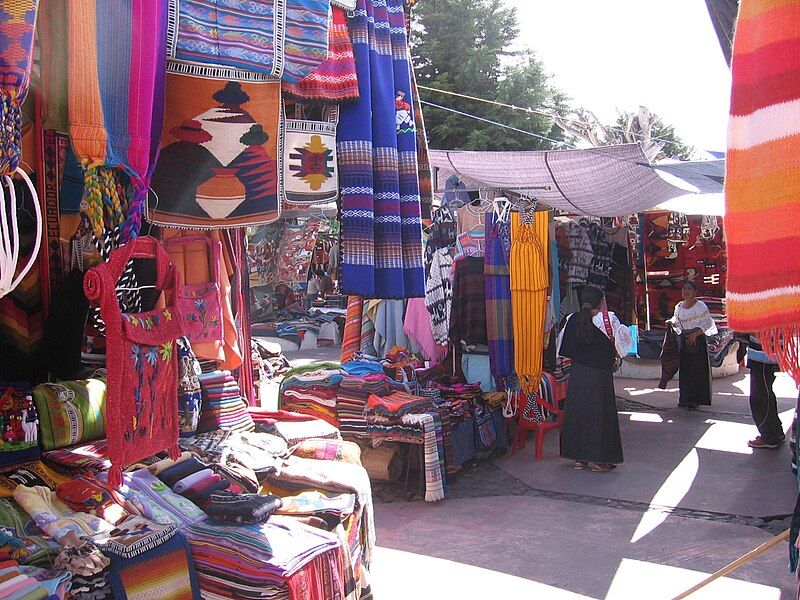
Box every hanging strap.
[601,300,620,359]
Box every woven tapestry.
[148,72,281,228]
[337,0,425,299]
[283,110,339,205]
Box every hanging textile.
[148,75,281,228]
[0,1,39,175]
[67,0,168,243]
[276,218,322,286]
[282,6,359,104]
[424,247,453,346]
[83,238,184,486]
[485,212,515,389]
[283,108,339,205]
[409,60,433,225]
[725,0,800,380]
[510,210,549,394]
[337,0,425,299]
[340,295,364,363]
[449,257,487,349]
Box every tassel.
[108,465,123,489]
[168,444,181,461]
[762,327,800,388]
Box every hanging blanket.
[337,0,425,299]
[276,218,322,285]
[148,72,281,228]
[283,6,359,104]
[725,0,800,380]
[67,0,168,241]
[0,1,39,175]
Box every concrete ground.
[370,369,799,599]
[281,348,799,598]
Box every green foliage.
[411,0,573,151]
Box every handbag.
[473,404,498,451]
[600,303,622,373]
[84,237,185,486]
[165,235,224,345]
[283,105,339,205]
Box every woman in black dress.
[559,286,624,472]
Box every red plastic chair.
[512,373,565,459]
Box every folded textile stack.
[337,374,390,438]
[698,296,728,328]
[366,391,431,418]
[42,440,112,476]
[279,369,344,428]
[185,516,341,597]
[197,371,255,434]
[249,409,342,446]
[0,561,59,599]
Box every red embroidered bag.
[84,237,185,487]
[165,235,224,345]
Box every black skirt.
[678,334,712,406]
[560,362,623,464]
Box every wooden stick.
[672,528,790,599]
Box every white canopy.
[430,143,700,217]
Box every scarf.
[400,413,445,502]
[67,0,167,243]
[725,0,800,381]
[0,1,39,176]
[337,0,425,299]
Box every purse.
[165,235,224,345]
[473,404,498,451]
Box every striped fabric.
[340,295,364,363]
[725,0,800,380]
[283,0,330,85]
[510,211,550,393]
[68,0,168,242]
[282,6,359,104]
[337,0,425,299]
[485,212,516,389]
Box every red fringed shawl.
[726,0,800,382]
[84,238,184,486]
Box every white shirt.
[670,301,717,336]
[307,278,319,295]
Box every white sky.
[505,0,732,152]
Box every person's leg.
[749,361,784,447]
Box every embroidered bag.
[165,236,224,345]
[283,105,339,205]
[84,237,185,487]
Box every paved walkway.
[370,370,799,599]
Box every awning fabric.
[650,159,725,194]
[429,143,693,217]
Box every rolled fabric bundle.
[172,468,213,494]
[157,457,206,488]
[184,479,230,507]
[82,269,103,302]
[180,473,222,498]
[205,491,282,524]
[146,451,192,476]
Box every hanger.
[492,196,511,223]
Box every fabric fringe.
[108,465,123,489]
[0,92,22,176]
[761,327,800,388]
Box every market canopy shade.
[650,159,725,195]
[429,143,696,217]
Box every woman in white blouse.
[669,280,717,410]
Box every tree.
[411,0,573,151]
[555,106,694,161]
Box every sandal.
[591,463,617,472]
[573,461,588,470]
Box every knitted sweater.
[425,248,454,345]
